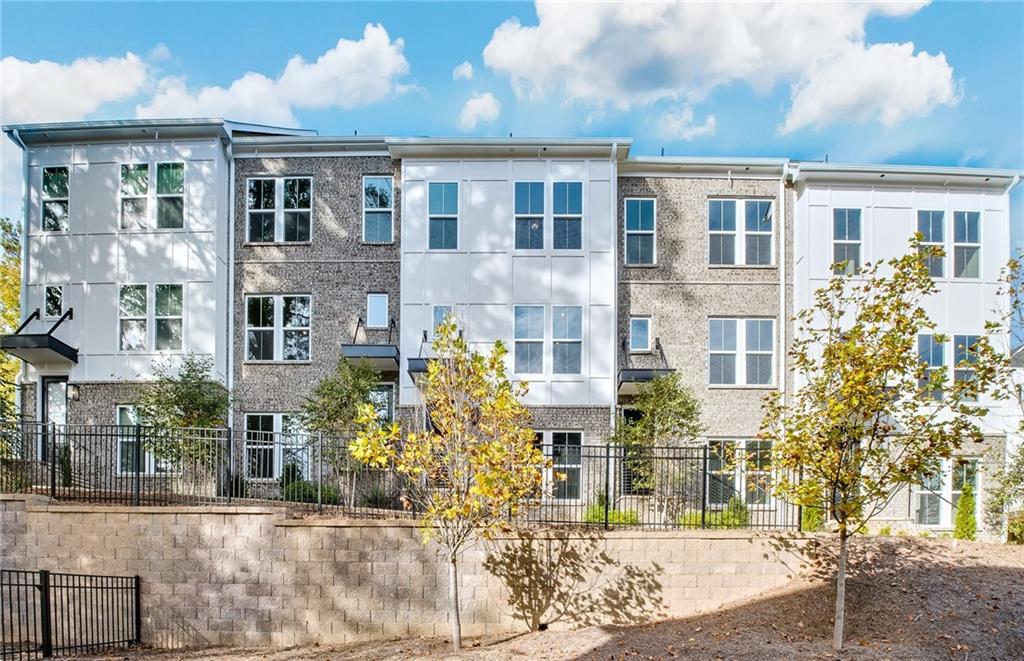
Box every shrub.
[280,462,302,490]
[954,485,977,541]
[582,501,640,525]
[282,479,340,505]
[678,496,751,528]
[877,525,892,536]
[359,485,400,510]
[1008,513,1024,544]
[801,504,825,532]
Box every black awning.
[617,368,675,396]
[340,344,400,371]
[407,357,435,383]
[1,333,78,365]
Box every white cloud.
[657,104,716,141]
[148,43,172,62]
[482,1,953,131]
[458,92,501,131]
[452,61,474,81]
[136,23,411,125]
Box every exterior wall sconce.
[67,384,81,402]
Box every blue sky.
[2,1,1022,228]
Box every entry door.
[40,376,68,461]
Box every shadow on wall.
[483,529,665,632]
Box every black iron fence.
[0,569,140,659]
[0,422,799,530]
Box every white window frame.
[244,294,312,362]
[362,175,394,244]
[41,166,70,232]
[118,284,149,352]
[552,181,584,251]
[118,161,187,231]
[708,317,776,387]
[513,181,546,251]
[706,439,775,511]
[513,304,545,375]
[952,210,981,279]
[707,198,775,267]
[115,405,171,476]
[366,293,389,329]
[624,197,657,266]
[953,334,981,402]
[153,284,184,352]
[914,458,979,528]
[245,176,313,244]
[917,210,945,278]
[918,333,945,401]
[537,430,583,501]
[832,207,863,275]
[629,316,652,353]
[552,305,583,375]
[154,161,186,230]
[44,285,63,319]
[428,181,459,251]
[244,413,310,482]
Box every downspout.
[609,142,619,436]
[778,163,788,404]
[225,139,236,430]
[10,129,29,419]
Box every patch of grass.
[678,496,751,529]
[1009,513,1024,544]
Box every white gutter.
[10,129,29,418]
[778,164,788,404]
[225,139,236,430]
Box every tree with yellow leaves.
[351,318,549,652]
[760,239,1002,651]
[0,218,21,422]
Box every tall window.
[428,182,458,249]
[363,176,394,243]
[954,334,981,400]
[514,305,544,374]
[244,413,307,481]
[917,210,944,277]
[44,285,63,318]
[833,208,862,275]
[156,163,185,229]
[707,440,773,508]
[42,167,69,232]
[366,293,388,329]
[550,431,582,499]
[552,306,582,375]
[553,182,582,250]
[245,294,311,361]
[515,182,544,250]
[744,200,773,265]
[120,164,149,230]
[916,458,978,526]
[432,305,452,336]
[116,405,167,475]
[118,285,147,351]
[707,440,737,506]
[918,334,945,400]
[369,384,395,422]
[708,200,736,265]
[624,198,655,265]
[708,199,773,266]
[953,211,980,278]
[709,318,775,385]
[246,177,311,243]
[629,317,651,353]
[155,284,183,351]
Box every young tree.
[300,357,380,436]
[0,218,21,423]
[350,319,548,652]
[760,240,1001,651]
[610,372,703,523]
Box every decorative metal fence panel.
[0,422,799,530]
[0,569,140,659]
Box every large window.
[156,163,185,229]
[624,198,655,265]
[553,182,582,250]
[916,458,978,527]
[709,318,775,386]
[245,294,311,361]
[42,167,69,232]
[549,431,582,499]
[119,284,183,352]
[708,439,773,507]
[118,285,147,351]
[363,176,394,244]
[245,413,309,481]
[44,285,63,318]
[629,317,651,353]
[918,334,945,400]
[552,306,582,375]
[515,182,544,250]
[246,177,311,243]
[120,164,149,230]
[953,211,980,278]
[514,305,544,374]
[917,210,944,277]
[154,285,183,351]
[366,293,389,329]
[116,406,168,475]
[429,182,458,249]
[954,334,981,401]
[708,199,773,266]
[832,208,862,275]
[119,163,185,230]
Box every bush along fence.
[0,422,800,530]
[0,568,141,659]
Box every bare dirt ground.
[89,536,1024,660]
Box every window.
[118,285,147,351]
[116,406,168,475]
[44,286,63,318]
[707,440,773,508]
[918,334,945,400]
[620,409,651,496]
[833,208,862,275]
[515,182,544,250]
[514,305,544,374]
[553,182,582,250]
[154,284,183,351]
[42,167,69,231]
[550,431,582,499]
[245,294,311,361]
[624,198,655,265]
[428,182,458,249]
[246,177,311,243]
[369,384,395,423]
[156,163,185,229]
[432,305,452,336]
[954,334,981,401]
[709,318,775,386]
[244,413,309,481]
[953,211,980,278]
[363,176,394,243]
[916,458,978,527]
[120,164,149,230]
[552,306,582,375]
[366,293,389,329]
[917,210,944,277]
[629,317,651,353]
[708,199,773,266]
[744,440,772,505]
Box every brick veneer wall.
[0,495,807,649]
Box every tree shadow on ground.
[483,529,665,632]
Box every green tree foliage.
[760,239,1001,651]
[0,218,21,423]
[300,358,380,437]
[954,485,977,541]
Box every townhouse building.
[2,118,1019,537]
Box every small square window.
[367,294,389,329]
[629,317,651,352]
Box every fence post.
[603,443,611,530]
[317,433,323,512]
[133,575,142,645]
[700,445,708,530]
[38,569,53,657]
[132,425,142,507]
[226,427,233,505]
[48,423,56,500]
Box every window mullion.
[276,179,284,243]
[274,295,283,361]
